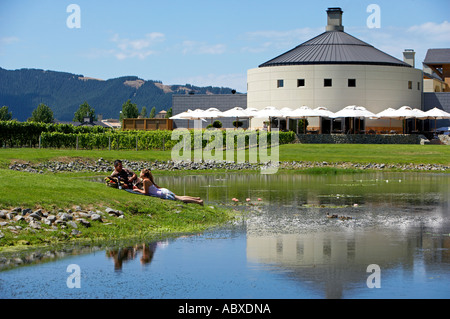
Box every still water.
[1,172,449,299]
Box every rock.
[71,229,81,236]
[14,215,25,222]
[29,212,42,220]
[29,221,41,229]
[55,220,66,226]
[60,213,72,221]
[67,221,78,229]
[77,219,91,227]
[22,208,32,215]
[0,222,8,227]
[105,207,117,214]
[0,210,7,219]
[90,214,102,222]
[47,215,57,223]
[0,231,4,239]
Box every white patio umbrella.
[330,106,378,134]
[170,109,193,129]
[170,108,206,129]
[170,109,193,119]
[314,106,335,118]
[221,106,253,129]
[279,107,295,130]
[290,106,321,133]
[254,106,284,131]
[392,106,420,133]
[376,108,399,132]
[331,105,378,118]
[201,107,224,125]
[411,108,428,132]
[423,107,450,132]
[314,106,336,134]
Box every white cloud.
[110,32,165,60]
[343,20,450,67]
[181,40,226,55]
[0,36,19,44]
[407,21,450,43]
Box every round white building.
[247,8,423,132]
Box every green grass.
[1,143,449,168]
[278,144,450,165]
[0,168,233,251]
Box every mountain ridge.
[0,67,237,121]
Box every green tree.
[73,101,97,122]
[28,103,54,123]
[0,106,12,121]
[165,107,172,119]
[149,106,156,118]
[140,106,148,118]
[120,99,139,120]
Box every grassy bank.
[0,168,233,251]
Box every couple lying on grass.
[111,160,203,206]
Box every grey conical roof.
[259,30,410,68]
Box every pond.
[0,172,449,299]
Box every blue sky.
[0,0,449,93]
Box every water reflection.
[106,242,157,271]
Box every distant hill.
[0,67,237,121]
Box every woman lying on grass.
[133,168,204,206]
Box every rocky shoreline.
[0,206,124,241]
[8,157,450,173]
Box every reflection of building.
[246,226,449,298]
[247,7,422,131]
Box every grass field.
[1,143,449,167]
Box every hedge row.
[0,120,110,147]
[40,129,296,150]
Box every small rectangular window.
[324,79,332,87]
[277,79,284,88]
[408,81,412,90]
[297,79,305,87]
[417,82,420,90]
[348,79,356,87]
